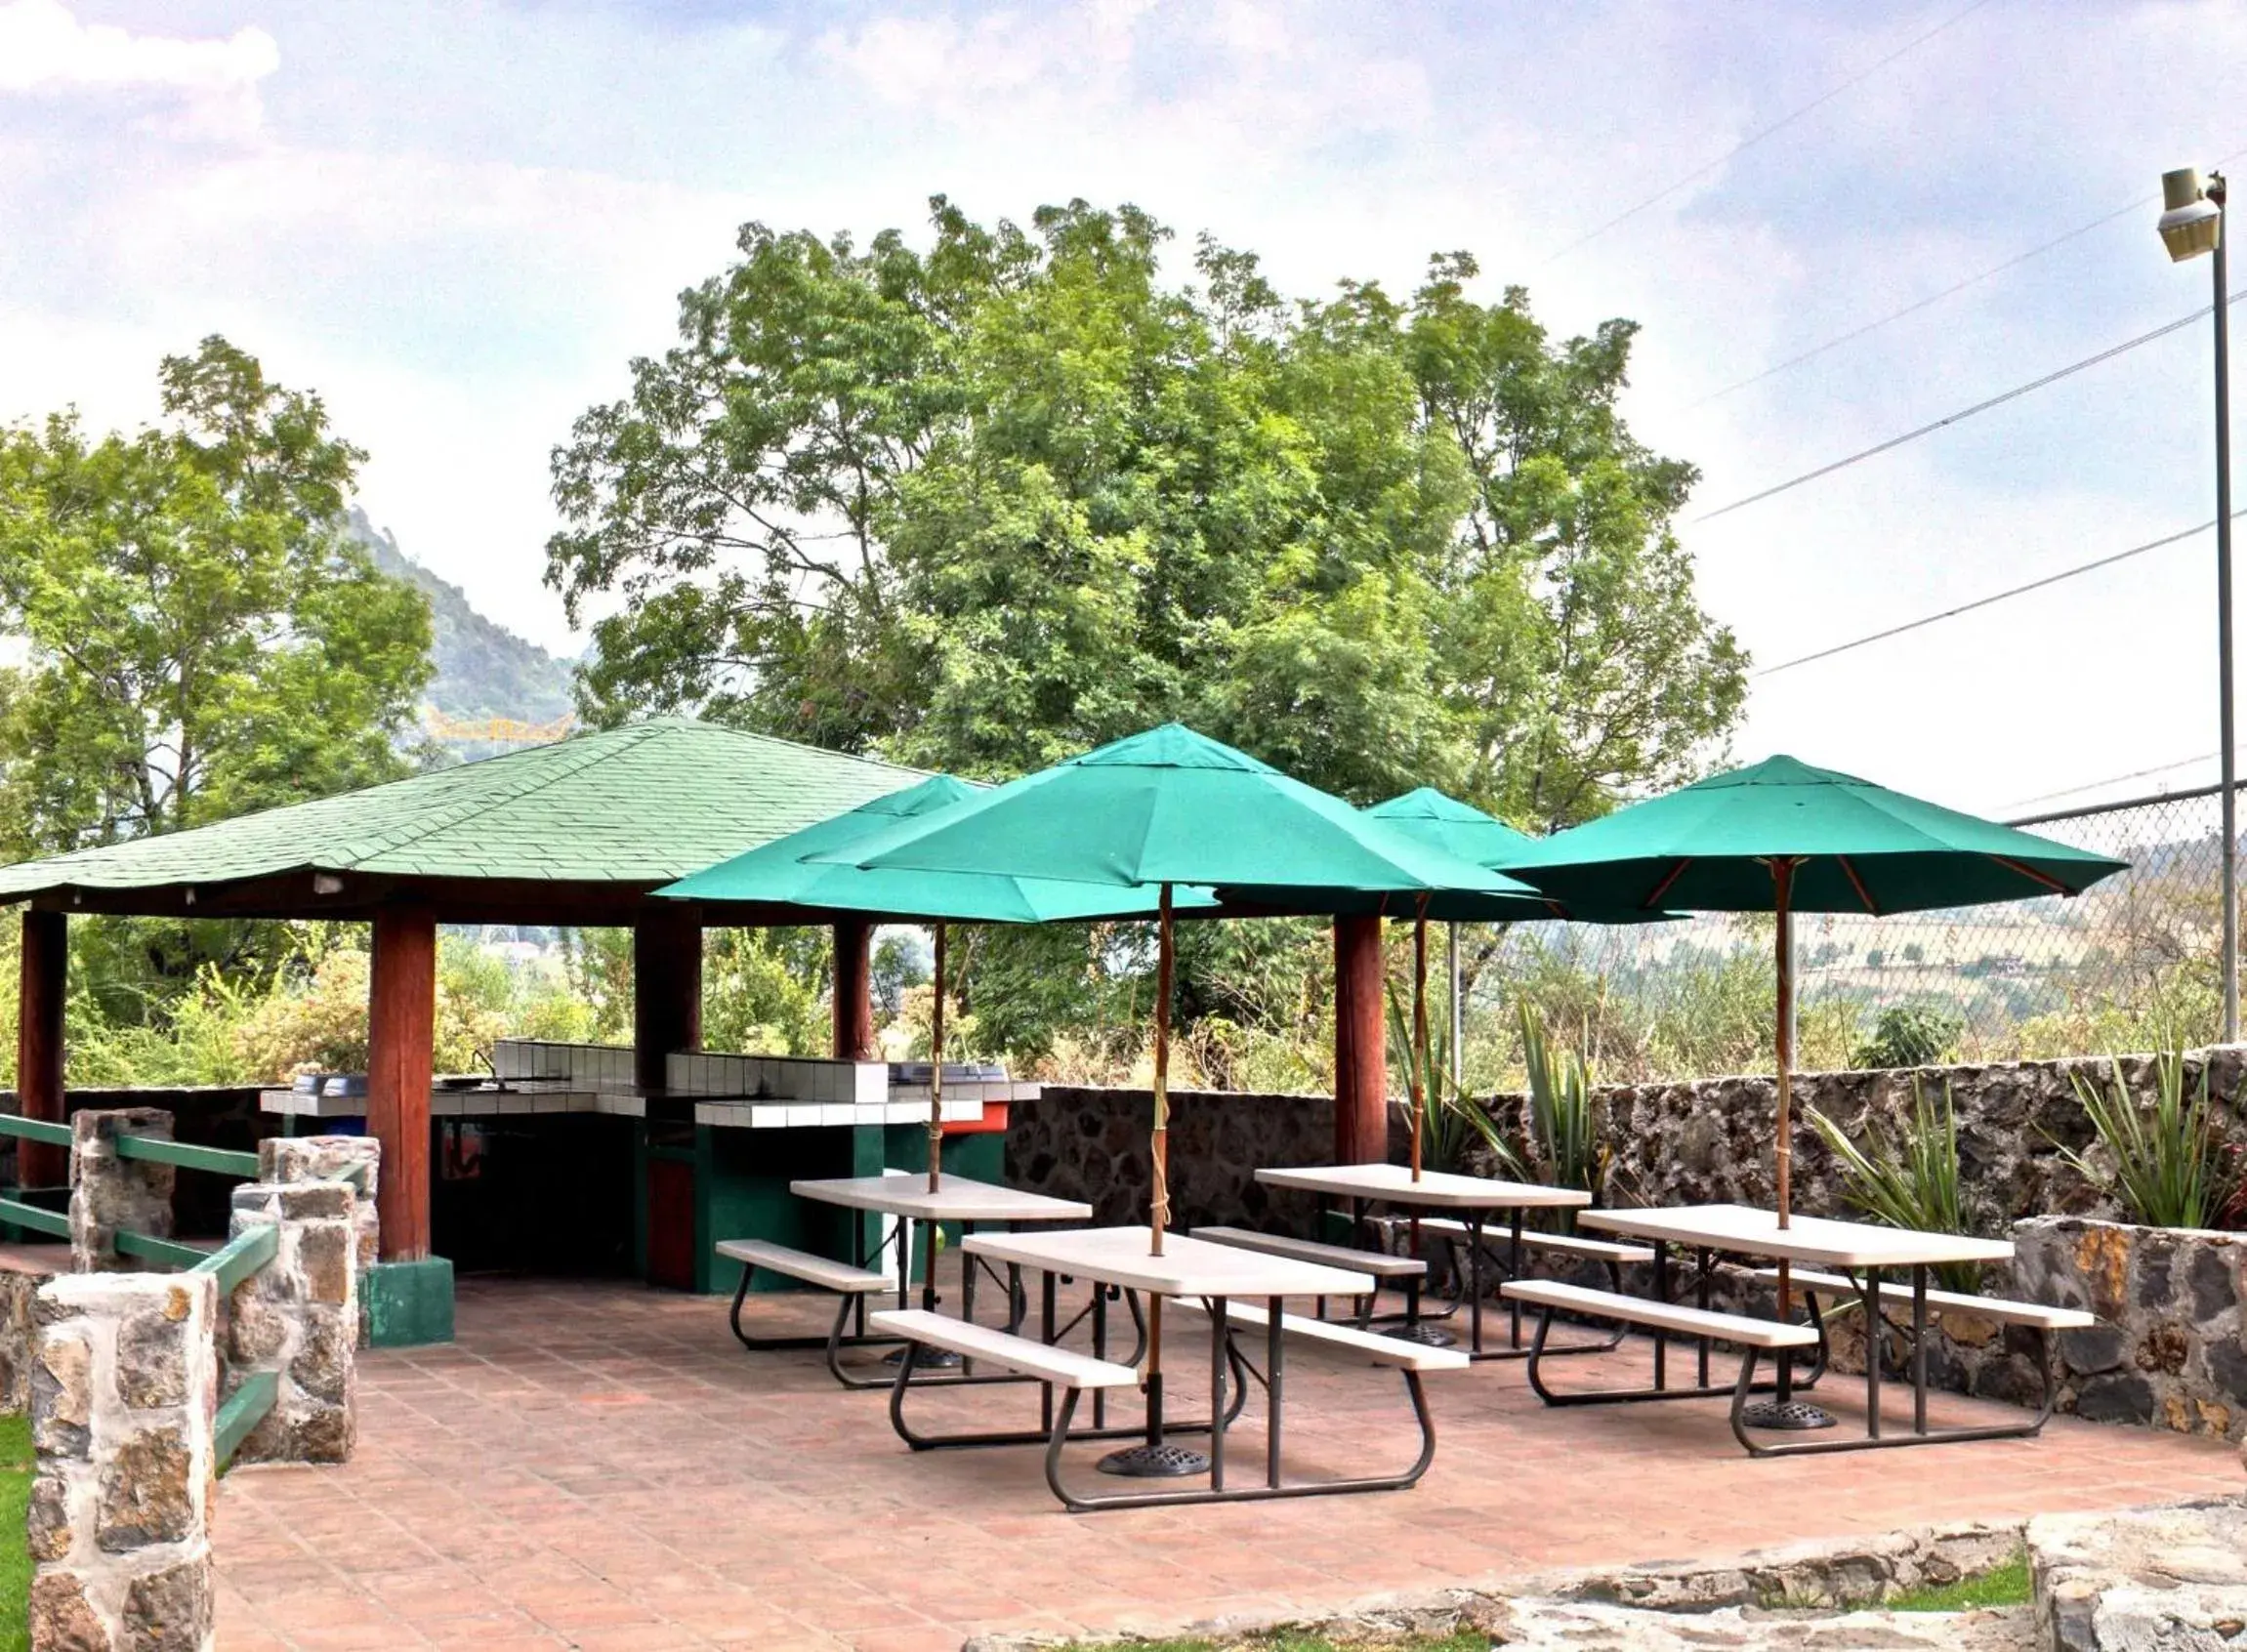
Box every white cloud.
[0,0,277,137]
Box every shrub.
[1854,1003,1965,1070]
[1518,1001,1606,1218]
[2060,1050,2241,1230]
[1807,1078,1980,1291]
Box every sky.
[3,0,2244,817]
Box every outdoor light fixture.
[2160,168,2224,263]
[2158,163,2236,1041]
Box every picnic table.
[886,1224,1460,1510]
[728,1174,1093,1385]
[1555,1203,2067,1456]
[1253,1163,1597,1356]
[790,1171,1093,1319]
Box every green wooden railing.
[113,1134,260,1179]
[0,1113,342,1472]
[0,1199,66,1239]
[213,1369,278,1471]
[0,1115,72,1148]
[0,1116,72,1241]
[190,1223,277,1297]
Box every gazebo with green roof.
[0,719,933,1279]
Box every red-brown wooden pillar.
[832,918,875,1061]
[367,903,437,1261]
[1332,915,1388,1164]
[635,904,703,1094]
[16,909,67,1187]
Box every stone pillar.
[225,1179,360,1466]
[367,903,436,1262]
[29,1270,218,1652]
[634,903,702,1093]
[17,908,67,1187]
[68,1109,175,1274]
[832,918,876,1061]
[1332,916,1389,1164]
[258,1136,382,1286]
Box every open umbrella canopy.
[1366,786,1540,867]
[658,773,1219,923]
[1496,755,2129,913]
[837,725,1538,901]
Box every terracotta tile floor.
[214,1273,2241,1650]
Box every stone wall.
[1486,1047,2247,1230]
[1007,1086,1367,1237]
[1010,1050,2247,1245]
[29,1270,219,1652]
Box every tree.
[549,198,1739,813]
[547,198,1750,1066]
[0,338,435,855]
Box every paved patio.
[213,1273,2240,1651]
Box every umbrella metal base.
[1388,1322,1458,1347]
[883,1344,963,1371]
[1739,1399,1836,1431]
[1096,1441,1211,1478]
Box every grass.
[1886,1549,2033,1613]
[0,1413,28,1652]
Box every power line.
[1692,143,2247,408]
[1544,0,1997,265]
[1753,510,2247,678]
[2002,752,2223,812]
[1698,295,2238,523]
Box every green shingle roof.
[0,720,927,901]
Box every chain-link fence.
[1468,784,2237,1082]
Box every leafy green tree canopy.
[0,337,435,855]
[549,196,1744,823]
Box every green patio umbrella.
[1497,754,2128,1424]
[838,726,1542,1230]
[1497,755,2128,1226]
[836,724,1535,1473]
[660,774,1217,1190]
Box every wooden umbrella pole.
[1410,897,1430,1181]
[1150,883,1174,1257]
[929,922,946,1193]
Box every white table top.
[1577,1204,2016,1269]
[961,1224,1377,1300]
[1255,1162,1591,1211]
[789,1174,1093,1224]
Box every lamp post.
[2160,166,2236,1043]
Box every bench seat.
[717,1238,890,1295]
[866,1308,1140,1390]
[1749,1266,2095,1331]
[1171,1298,1468,1372]
[1414,1218,1652,1265]
[1191,1226,1426,1278]
[1501,1279,1818,1348]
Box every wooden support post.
[634,903,702,1094]
[1332,915,1388,1165]
[832,918,876,1061]
[367,904,436,1262]
[16,909,66,1187]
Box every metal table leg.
[1267,1294,1283,1488]
[1865,1266,1883,1440]
[1912,1265,1929,1435]
[1508,1210,1525,1347]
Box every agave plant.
[2060,1050,2241,1231]
[1807,1078,1980,1292]
[1383,982,1522,1178]
[1518,1001,1607,1226]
